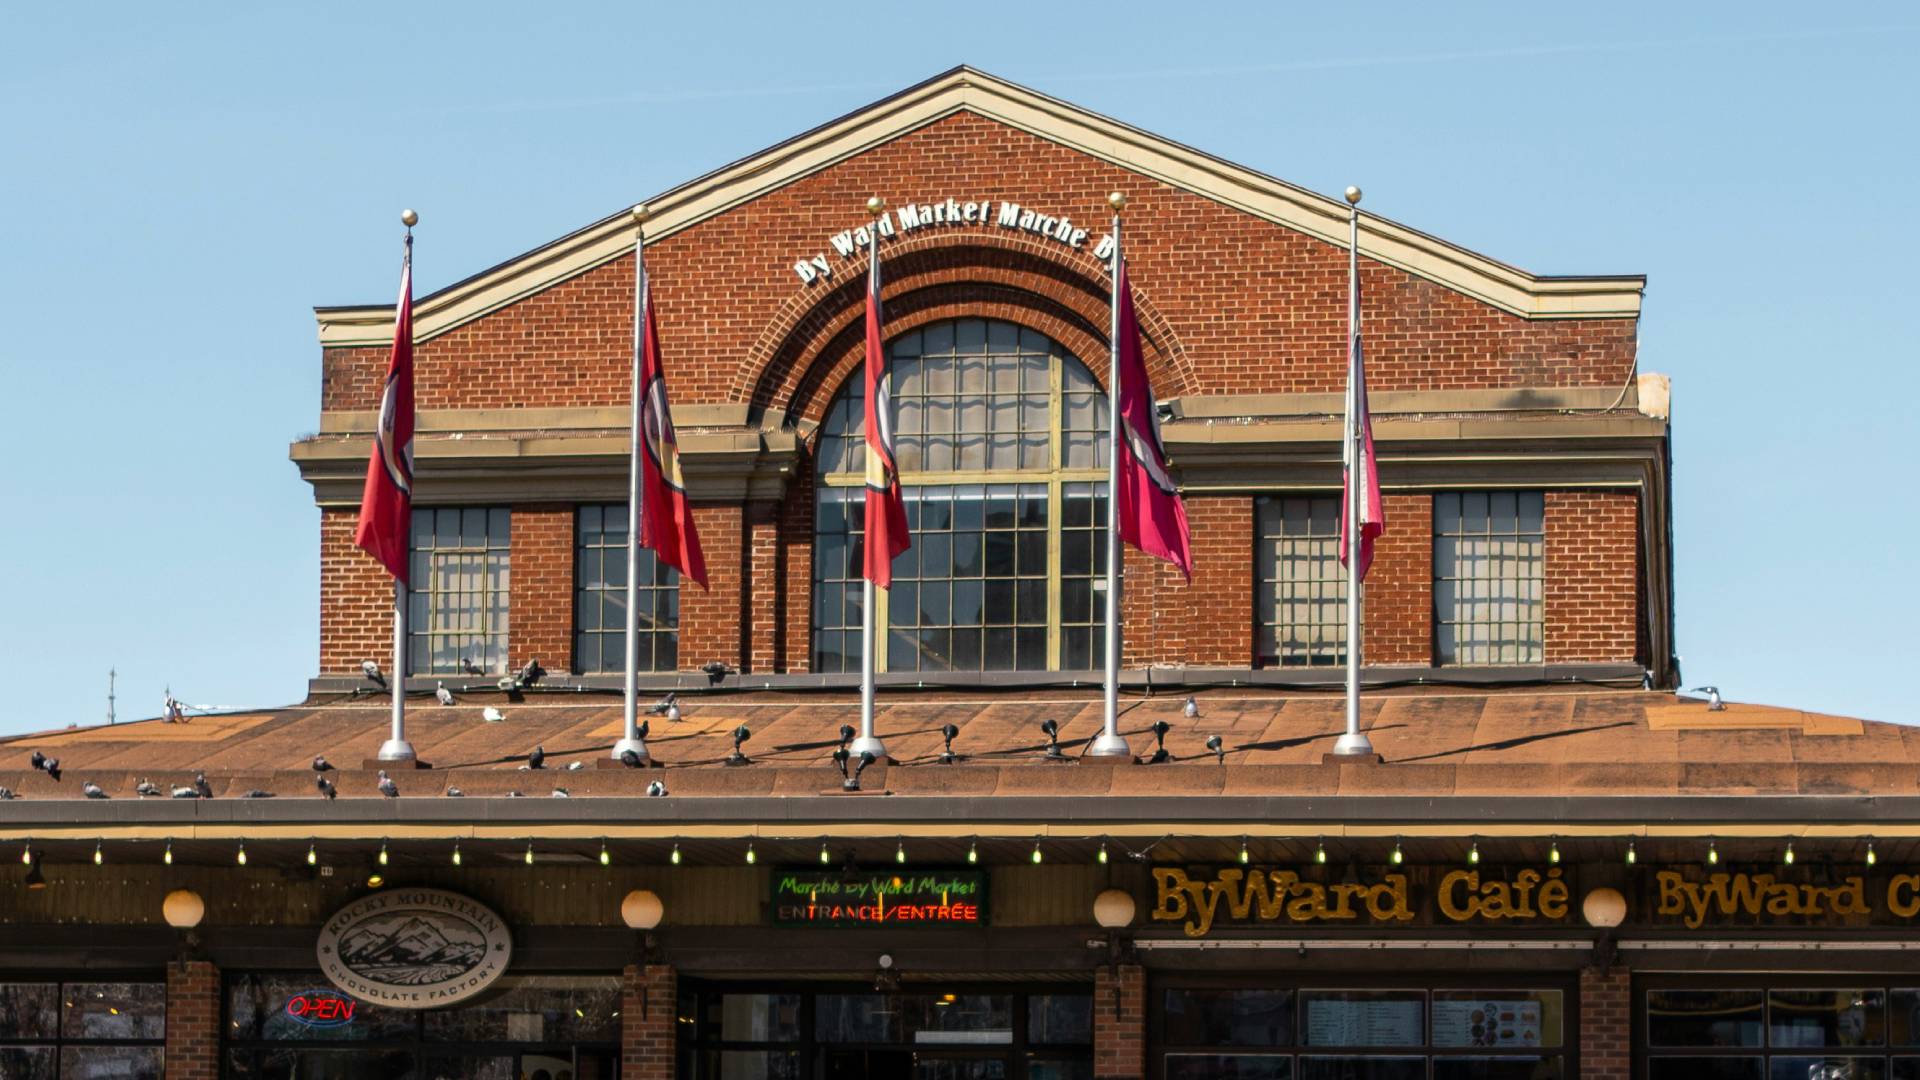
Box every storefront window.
[1643,980,1919,1080]
[0,980,164,1079]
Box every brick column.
[509,504,576,672]
[745,501,781,673]
[165,959,220,1080]
[1579,966,1631,1080]
[1545,490,1641,664]
[680,504,744,672]
[621,963,677,1080]
[1093,963,1145,1080]
[1367,493,1433,664]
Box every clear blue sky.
[1,4,1914,733]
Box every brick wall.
[510,504,575,673]
[1366,494,1435,665]
[1546,491,1641,664]
[164,959,219,1080]
[1579,966,1631,1080]
[620,963,676,1080]
[680,503,745,673]
[1093,963,1145,1080]
[319,508,390,676]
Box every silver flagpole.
[379,210,418,764]
[614,204,651,763]
[1334,187,1374,757]
[1089,192,1130,757]
[853,197,888,760]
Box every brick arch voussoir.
[738,230,1193,421]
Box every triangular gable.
[316,66,1643,347]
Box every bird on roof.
[1691,686,1726,711]
[82,781,107,799]
[436,683,455,706]
[513,657,545,687]
[482,706,505,723]
[171,785,199,799]
[1183,696,1199,719]
[193,773,212,799]
[42,758,60,781]
[565,761,584,771]
[637,719,650,741]
[0,787,13,801]
[316,775,335,800]
[361,660,387,688]
[460,656,483,676]
[240,790,274,799]
[505,790,523,798]
[647,692,677,716]
[377,771,399,798]
[29,751,45,771]
[551,787,570,798]
[445,786,464,797]
[646,780,667,797]
[619,749,641,769]
[135,779,161,797]
[312,756,333,772]
[528,746,545,770]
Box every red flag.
[861,244,910,587]
[353,245,414,583]
[635,280,708,588]
[1340,273,1384,580]
[1113,256,1192,578]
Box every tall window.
[812,319,1109,673]
[0,980,166,1078]
[1433,492,1544,665]
[408,507,510,675]
[574,505,679,674]
[1255,496,1348,667]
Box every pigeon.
[1183,696,1200,719]
[460,656,484,676]
[646,780,667,797]
[702,661,732,684]
[377,771,399,798]
[241,790,274,799]
[528,746,545,770]
[316,775,336,800]
[29,751,45,771]
[312,755,333,772]
[551,787,570,798]
[637,719,650,741]
[481,707,505,723]
[619,749,641,768]
[565,761,584,771]
[136,779,162,797]
[0,787,13,800]
[435,682,455,706]
[647,693,677,716]
[445,786,464,797]
[361,660,387,688]
[193,773,212,799]
[82,781,107,799]
[43,758,60,782]
[513,658,545,687]
[170,786,199,799]
[505,790,523,798]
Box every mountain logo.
[315,889,511,1008]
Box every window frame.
[407,506,512,676]
[572,503,679,675]
[0,976,167,1078]
[1253,495,1350,669]
[1431,490,1547,667]
[1636,973,1920,1080]
[811,318,1110,674]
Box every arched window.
[813,319,1110,674]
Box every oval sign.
[316,888,511,1008]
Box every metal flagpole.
[1333,187,1375,757]
[1089,192,1131,758]
[379,213,418,764]
[853,197,888,760]
[614,204,652,763]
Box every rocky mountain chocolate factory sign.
[316,889,512,1008]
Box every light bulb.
[1315,840,1327,865]
[1707,840,1718,866]
[1031,842,1043,865]
[93,842,103,866]
[1390,839,1403,866]
[451,844,462,867]
[745,843,756,865]
[236,843,247,867]
[1548,839,1560,865]
[524,843,535,866]
[307,843,318,867]
[820,843,831,865]
[895,841,906,865]
[599,842,610,867]
[670,843,681,866]
[967,841,978,864]
[1238,839,1250,865]
[162,843,172,866]
[1867,841,1878,867]
[1468,841,1480,866]
[20,844,30,866]
[1783,841,1795,866]
[378,842,389,867]
[1625,841,1637,865]
[1098,842,1109,865]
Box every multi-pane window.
[0,980,166,1078]
[1643,981,1920,1080]
[1255,496,1348,667]
[1433,492,1545,666]
[408,508,510,675]
[812,318,1110,673]
[574,504,678,674]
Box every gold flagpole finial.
[866,196,886,217]
[630,203,650,225]
[400,208,419,228]
[1108,191,1127,213]
[1344,186,1362,206]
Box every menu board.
[1432,999,1544,1048]
[1304,998,1424,1047]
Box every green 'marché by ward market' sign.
[772,869,987,928]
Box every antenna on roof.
[107,668,116,726]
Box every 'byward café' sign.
[316,889,512,1008]
[790,197,1115,286]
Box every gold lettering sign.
[1152,867,1416,938]
[1653,871,1873,929]
[1437,868,1570,922]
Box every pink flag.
[1113,256,1192,578]
[1340,273,1384,580]
[862,238,910,587]
[353,242,414,583]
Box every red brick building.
[6,70,1909,1080]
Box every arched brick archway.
[738,230,1191,428]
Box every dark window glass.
[226,975,417,1042]
[1029,995,1093,1045]
[1432,990,1564,1049]
[1892,1057,1920,1080]
[1027,1061,1092,1080]
[575,504,678,673]
[1432,1058,1562,1080]
[229,1047,417,1079]
[1165,1055,1293,1080]
[1770,1058,1886,1080]
[700,993,802,1042]
[421,975,621,1044]
[1769,990,1886,1048]
[815,995,902,1043]
[1163,989,1295,1048]
[1649,1059,1763,1080]
[1298,991,1424,1047]
[1298,1057,1425,1080]
[0,1046,55,1080]
[60,982,164,1041]
[1648,989,1766,1048]
[1891,992,1920,1047]
[421,1056,516,1079]
[886,486,1049,673]
[409,506,511,675]
[913,1059,1006,1080]
[60,1045,163,1079]
[0,984,58,1039]
[903,995,1012,1044]
[694,1049,803,1080]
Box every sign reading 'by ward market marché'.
[773,869,987,928]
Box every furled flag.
[1112,255,1192,578]
[861,241,910,587]
[353,242,415,582]
[1340,272,1385,580]
[635,279,708,588]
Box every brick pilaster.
[621,963,677,1080]
[1579,965,1631,1080]
[1545,490,1641,664]
[1093,963,1145,1080]
[745,501,782,673]
[508,504,576,672]
[165,959,219,1080]
[1367,493,1433,664]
